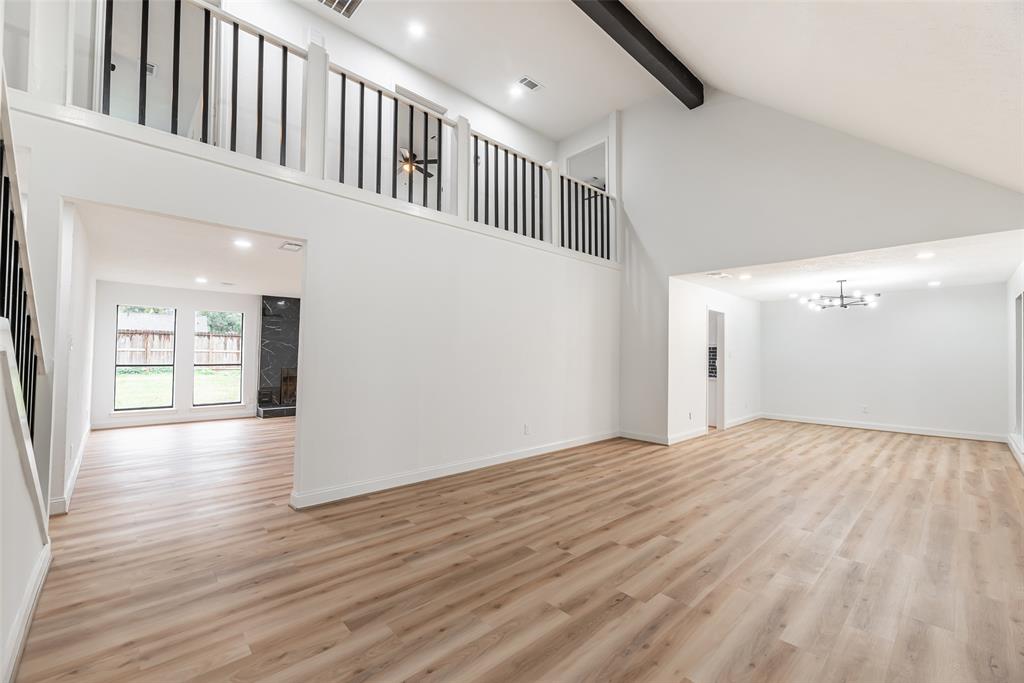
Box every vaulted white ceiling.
[294,0,663,141]
[303,0,1022,193]
[626,0,1023,192]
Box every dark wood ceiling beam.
[572,0,704,109]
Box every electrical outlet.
[523,423,530,436]
[861,405,869,414]
[688,412,693,421]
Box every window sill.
[109,407,179,417]
[189,403,250,412]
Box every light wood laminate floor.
[18,418,1024,682]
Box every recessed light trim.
[279,241,304,252]
[195,276,208,284]
[916,251,935,260]
[928,280,941,287]
[738,273,752,281]
[407,21,425,39]
[233,238,253,249]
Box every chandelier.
[799,280,880,311]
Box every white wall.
[1,324,49,683]
[1008,261,1024,462]
[91,281,262,429]
[223,0,556,163]
[667,278,761,443]
[11,97,620,508]
[618,89,1024,443]
[762,283,1008,441]
[47,204,95,513]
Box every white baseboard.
[619,430,671,445]
[91,405,256,430]
[667,426,708,445]
[49,434,87,515]
[1008,435,1023,474]
[762,413,1007,443]
[290,431,620,509]
[726,413,763,429]
[3,543,51,683]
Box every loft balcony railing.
[0,72,44,441]
[81,0,617,260]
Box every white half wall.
[667,278,761,443]
[11,96,620,508]
[762,283,1009,441]
[91,281,262,429]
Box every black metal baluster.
[28,353,37,437]
[473,136,478,221]
[201,9,210,143]
[574,181,580,252]
[171,0,181,134]
[435,117,443,210]
[10,241,18,346]
[375,90,382,194]
[256,35,264,159]
[512,154,518,234]
[24,321,32,403]
[0,179,7,319]
[484,142,490,225]
[538,164,544,241]
[492,144,498,226]
[529,162,535,239]
[138,0,149,125]
[407,104,414,203]
[102,0,113,115]
[392,96,398,198]
[338,73,346,182]
[230,22,239,151]
[280,46,288,166]
[421,110,428,207]
[357,82,364,187]
[521,157,526,236]
[503,149,508,230]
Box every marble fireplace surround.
[258,295,300,418]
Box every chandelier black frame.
[799,280,880,311]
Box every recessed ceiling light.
[853,290,863,297]
[738,273,752,280]
[788,293,798,299]
[233,238,252,249]
[195,276,208,284]
[916,251,935,260]
[407,21,425,38]
[279,241,303,252]
[508,83,525,98]
[928,280,941,287]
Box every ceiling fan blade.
[421,159,439,165]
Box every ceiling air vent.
[517,76,543,92]
[705,272,733,280]
[279,241,304,252]
[317,0,363,18]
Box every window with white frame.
[193,310,243,406]
[114,305,176,410]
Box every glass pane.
[194,366,242,405]
[194,310,243,364]
[116,305,176,365]
[115,366,174,410]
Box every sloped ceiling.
[625,0,1024,193]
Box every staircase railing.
[0,71,44,441]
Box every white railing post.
[302,38,329,179]
[608,110,622,262]
[456,116,471,221]
[546,161,559,247]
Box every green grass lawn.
[115,367,241,410]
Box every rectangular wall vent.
[317,0,362,18]
[705,272,732,280]
[279,241,304,252]
[518,76,542,91]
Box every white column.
[607,110,622,262]
[546,161,560,246]
[301,41,329,179]
[456,116,471,221]
[27,0,70,104]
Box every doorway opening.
[707,310,724,431]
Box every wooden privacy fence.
[116,331,241,365]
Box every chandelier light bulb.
[811,293,820,299]
[868,301,878,308]
[853,290,862,297]
[864,294,875,302]
[798,297,808,304]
